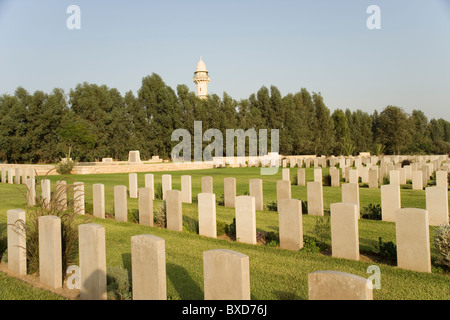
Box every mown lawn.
[0,166,448,300]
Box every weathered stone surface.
[412,170,423,190]
[282,168,290,181]
[166,190,182,232]
[235,196,256,245]
[249,179,263,211]
[41,179,51,209]
[7,209,26,275]
[114,185,128,222]
[331,203,359,260]
[131,234,166,300]
[341,183,360,217]
[224,177,236,207]
[93,183,105,219]
[198,193,217,238]
[138,187,154,226]
[381,184,401,222]
[78,223,107,300]
[144,174,155,200]
[203,249,250,300]
[55,180,67,211]
[297,168,306,186]
[308,271,373,300]
[307,181,323,216]
[74,182,85,215]
[162,174,172,200]
[181,175,192,203]
[276,180,291,202]
[425,186,449,226]
[395,208,431,273]
[39,215,62,289]
[201,176,214,194]
[278,199,303,250]
[129,173,138,199]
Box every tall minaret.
[193,56,210,99]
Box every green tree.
[407,110,433,153]
[376,106,411,155]
[331,109,351,155]
[59,113,96,160]
[312,92,334,155]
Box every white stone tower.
[193,56,210,99]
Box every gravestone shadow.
[166,262,203,300]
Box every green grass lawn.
[0,166,449,300]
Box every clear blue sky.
[0,0,449,120]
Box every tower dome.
[193,56,210,99]
[196,57,208,72]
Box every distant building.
[193,56,210,99]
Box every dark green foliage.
[0,225,6,262]
[128,209,139,224]
[322,174,331,186]
[216,220,228,236]
[106,266,132,300]
[301,200,308,214]
[302,235,321,253]
[216,194,225,206]
[1,77,450,163]
[377,237,397,264]
[361,204,382,220]
[225,218,236,238]
[401,159,411,167]
[183,216,199,234]
[265,201,277,212]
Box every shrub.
[225,218,236,238]
[302,235,321,253]
[401,159,411,167]
[361,204,382,220]
[312,215,331,250]
[183,217,199,234]
[216,220,228,236]
[128,209,139,224]
[153,202,166,228]
[265,201,277,212]
[256,231,279,246]
[20,175,91,276]
[0,225,7,263]
[434,224,450,269]
[291,174,298,185]
[106,266,132,300]
[216,194,225,206]
[382,176,390,185]
[301,201,308,214]
[322,174,331,187]
[377,237,397,264]
[154,183,163,200]
[56,160,75,175]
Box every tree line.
[0,73,449,164]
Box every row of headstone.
[5,210,374,300]
[0,167,34,185]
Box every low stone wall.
[70,162,216,175]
